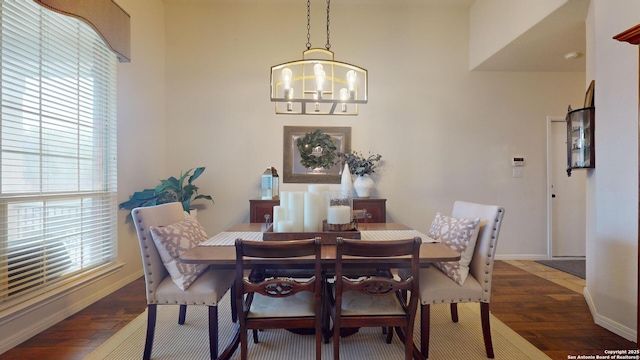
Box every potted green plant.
[119,167,214,216]
[342,151,382,198]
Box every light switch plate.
[513,167,523,178]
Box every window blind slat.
[0,1,117,306]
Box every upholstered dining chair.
[235,237,323,360]
[415,201,505,359]
[132,202,235,360]
[328,237,421,360]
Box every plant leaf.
[118,189,158,210]
[194,194,214,203]
[189,167,205,184]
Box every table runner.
[201,230,437,246]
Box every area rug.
[536,259,585,279]
[85,294,550,360]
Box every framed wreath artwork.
[283,126,351,183]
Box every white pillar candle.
[279,191,290,220]
[308,184,329,193]
[328,205,351,224]
[272,206,285,232]
[278,220,293,232]
[309,185,330,225]
[303,192,321,232]
[288,191,304,232]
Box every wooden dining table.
[180,222,460,360]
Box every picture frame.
[584,80,595,108]
[283,126,351,184]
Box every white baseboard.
[495,254,550,260]
[0,267,143,355]
[583,287,637,342]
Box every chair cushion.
[150,216,209,290]
[154,267,235,305]
[417,265,484,304]
[341,290,406,316]
[428,212,480,285]
[248,291,316,318]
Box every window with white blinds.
[0,1,117,306]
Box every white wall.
[114,0,168,295]
[585,0,639,341]
[0,0,167,353]
[163,0,584,259]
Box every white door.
[548,116,586,257]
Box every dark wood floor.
[0,261,636,360]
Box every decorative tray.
[263,221,360,244]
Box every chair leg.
[420,304,430,358]
[333,307,341,360]
[252,329,259,343]
[315,315,322,360]
[404,325,414,360]
[480,303,495,358]
[143,304,157,360]
[240,323,248,360]
[231,283,238,323]
[178,304,187,325]
[208,306,219,359]
[323,280,333,344]
[450,303,458,322]
[385,327,393,344]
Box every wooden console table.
[249,198,386,223]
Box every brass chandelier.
[270,0,368,116]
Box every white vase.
[340,163,353,196]
[353,174,374,198]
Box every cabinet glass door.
[566,107,595,176]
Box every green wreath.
[296,129,338,169]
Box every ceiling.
[322,0,588,72]
[471,0,589,72]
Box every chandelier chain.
[325,0,331,50]
[306,0,312,49]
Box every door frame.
[546,115,565,259]
[546,115,566,260]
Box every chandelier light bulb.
[340,88,348,112]
[346,70,356,88]
[340,88,348,100]
[316,69,325,99]
[282,68,292,88]
[346,70,357,99]
[282,67,293,99]
[316,70,325,89]
[314,63,324,75]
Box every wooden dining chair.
[132,202,236,360]
[235,237,323,360]
[328,237,421,360]
[413,201,505,358]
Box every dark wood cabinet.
[352,198,386,223]
[249,198,387,223]
[249,199,280,223]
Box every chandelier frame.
[269,0,368,116]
